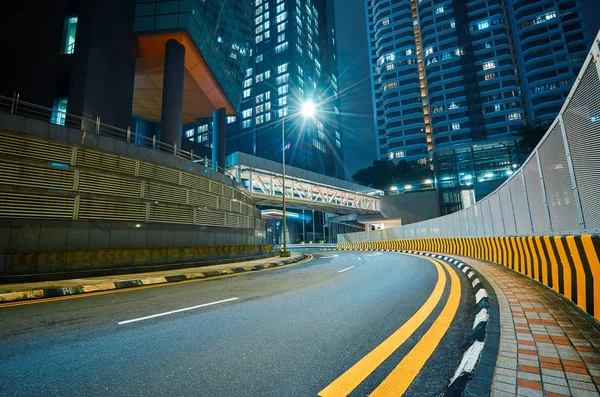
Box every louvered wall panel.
[223,186,234,198]
[231,201,241,213]
[0,131,72,163]
[0,160,73,190]
[77,148,136,175]
[0,192,74,218]
[218,198,230,211]
[196,210,225,227]
[144,183,186,204]
[139,163,180,184]
[78,198,145,221]
[209,182,223,195]
[225,214,239,228]
[189,192,218,208]
[181,174,210,191]
[78,172,141,198]
[149,205,193,224]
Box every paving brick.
[569,388,600,397]
[542,382,572,396]
[517,386,543,397]
[517,379,542,390]
[568,379,598,391]
[564,365,589,375]
[491,381,517,394]
[518,365,540,374]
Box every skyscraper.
[227,0,345,179]
[507,0,589,125]
[366,0,591,213]
[367,0,590,158]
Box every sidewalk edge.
[0,254,310,304]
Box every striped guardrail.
[338,236,600,321]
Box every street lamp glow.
[390,186,399,191]
[424,179,433,184]
[404,184,413,190]
[301,100,316,118]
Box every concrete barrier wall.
[338,235,600,321]
[0,218,272,283]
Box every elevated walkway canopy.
[227,152,382,214]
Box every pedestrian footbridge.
[227,152,382,215]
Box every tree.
[515,123,549,154]
[351,159,433,190]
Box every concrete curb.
[390,249,491,397]
[0,254,310,304]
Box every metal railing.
[0,93,240,182]
[340,32,600,242]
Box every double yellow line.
[319,254,461,396]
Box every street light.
[280,99,316,257]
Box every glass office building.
[227,0,345,179]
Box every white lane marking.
[118,297,239,325]
[319,255,339,259]
[338,266,355,273]
[366,252,383,256]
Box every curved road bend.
[0,250,474,396]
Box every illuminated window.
[382,18,390,25]
[482,61,496,70]
[51,98,67,126]
[276,74,289,85]
[61,17,78,54]
[275,42,288,53]
[452,122,460,130]
[278,85,288,95]
[276,11,287,23]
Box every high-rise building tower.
[366,0,591,213]
[507,0,590,125]
[367,0,590,158]
[227,0,344,179]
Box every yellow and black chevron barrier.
[5,244,273,283]
[338,236,600,321]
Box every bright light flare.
[301,100,316,118]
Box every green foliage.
[516,123,549,154]
[351,159,433,190]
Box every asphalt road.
[0,250,474,396]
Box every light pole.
[280,100,316,257]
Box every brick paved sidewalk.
[455,255,600,397]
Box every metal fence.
[340,32,600,242]
[0,93,239,180]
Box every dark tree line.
[351,159,433,190]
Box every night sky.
[333,0,600,181]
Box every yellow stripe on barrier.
[566,236,587,312]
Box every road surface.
[0,250,474,396]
